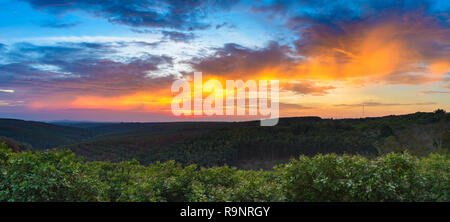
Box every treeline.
[68,121,380,168]
[1,144,448,202]
[161,121,379,167]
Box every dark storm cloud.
[21,0,240,30]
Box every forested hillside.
[0,119,93,149]
[68,110,450,168]
[1,110,449,169]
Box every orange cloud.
[193,15,449,92]
[430,60,450,75]
[293,21,449,84]
[71,90,173,111]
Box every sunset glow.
[0,0,448,121]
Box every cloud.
[278,102,314,117]
[335,102,437,108]
[130,29,155,34]
[130,40,165,48]
[20,0,449,87]
[189,0,449,88]
[189,41,340,96]
[282,81,335,96]
[132,29,195,43]
[292,19,448,82]
[215,22,234,29]
[250,0,450,85]
[279,102,312,110]
[0,101,10,106]
[0,42,176,101]
[421,90,450,94]
[161,31,195,43]
[0,89,14,93]
[384,72,443,85]
[39,20,81,28]
[191,41,296,79]
[2,42,118,65]
[0,100,24,106]
[444,77,450,89]
[21,0,240,30]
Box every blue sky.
[0,0,449,121]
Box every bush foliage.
[0,143,448,202]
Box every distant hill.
[1,119,247,149]
[0,119,94,149]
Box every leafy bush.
[0,145,448,202]
[278,152,449,201]
[0,147,100,201]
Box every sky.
[0,0,449,122]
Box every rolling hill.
[0,118,94,149]
[1,110,449,169]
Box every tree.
[431,120,449,151]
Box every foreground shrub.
[278,152,449,201]
[0,146,100,201]
[85,160,144,201]
[0,145,448,202]
[418,153,449,201]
